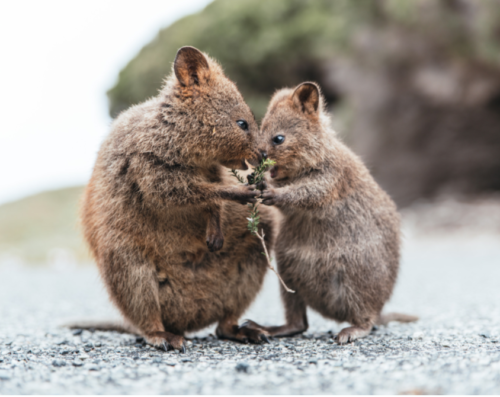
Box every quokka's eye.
[236,120,248,131]
[272,135,285,145]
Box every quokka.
[79,47,274,351]
[247,82,417,344]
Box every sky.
[0,0,212,205]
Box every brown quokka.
[247,82,417,344]
[79,47,274,351]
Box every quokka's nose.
[260,151,268,161]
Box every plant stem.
[256,229,295,293]
[230,161,295,294]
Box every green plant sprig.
[247,158,276,188]
[230,158,275,234]
[229,169,246,185]
[230,158,295,293]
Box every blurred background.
[1,0,500,267]
[2,3,500,393]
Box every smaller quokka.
[248,82,417,344]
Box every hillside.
[106,0,374,119]
[107,0,500,121]
[0,186,90,265]
[107,0,500,206]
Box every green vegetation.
[107,0,380,118]
[0,186,89,264]
[231,158,294,293]
[231,158,275,235]
[108,0,500,120]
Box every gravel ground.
[1,225,500,394]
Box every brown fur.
[79,47,274,351]
[251,82,417,344]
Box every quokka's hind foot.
[238,321,271,344]
[216,318,270,344]
[377,312,419,326]
[242,319,307,338]
[146,331,186,353]
[335,325,372,345]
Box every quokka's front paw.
[261,188,280,206]
[206,233,224,252]
[146,331,186,353]
[256,180,268,192]
[227,186,259,205]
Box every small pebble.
[52,359,66,367]
[235,362,249,373]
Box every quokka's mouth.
[246,156,260,167]
[270,166,278,179]
[239,159,249,170]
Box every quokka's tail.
[63,320,140,335]
[376,312,419,326]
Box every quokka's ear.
[174,46,210,87]
[292,82,320,116]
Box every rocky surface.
[1,225,500,394]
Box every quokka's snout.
[246,148,265,167]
